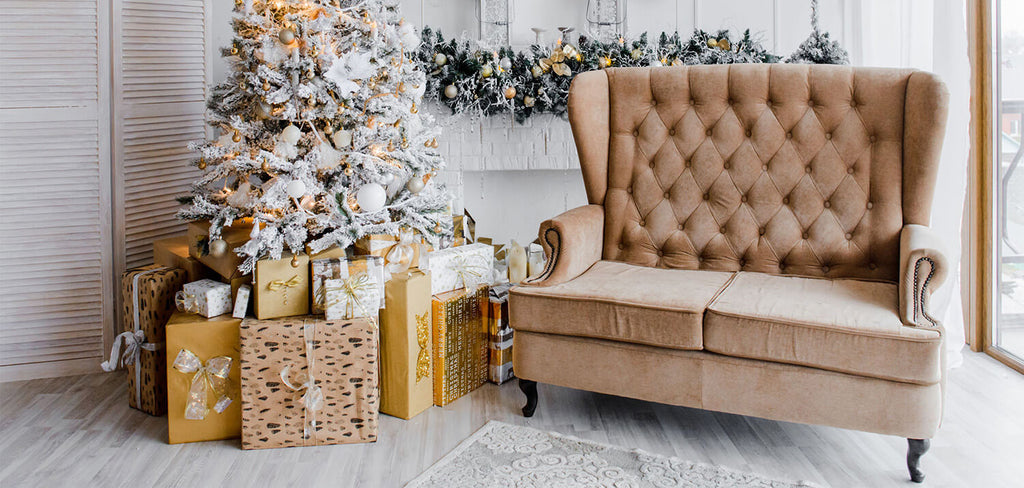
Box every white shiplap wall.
[211,0,849,244]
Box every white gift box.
[322,256,385,320]
[233,284,251,319]
[422,243,493,295]
[182,279,232,318]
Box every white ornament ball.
[286,179,307,198]
[434,53,447,66]
[499,57,512,70]
[209,239,228,257]
[356,183,387,213]
[406,177,425,194]
[331,129,353,148]
[444,84,458,99]
[280,124,302,145]
[381,173,396,185]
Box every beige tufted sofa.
[509,64,949,483]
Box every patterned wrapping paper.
[422,243,494,295]
[313,255,385,317]
[487,283,515,385]
[178,279,233,318]
[432,286,489,406]
[239,316,379,450]
[379,270,433,420]
[253,252,310,320]
[165,311,242,444]
[103,265,187,416]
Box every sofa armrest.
[899,224,949,328]
[522,204,604,287]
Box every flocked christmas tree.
[786,0,849,64]
[179,0,450,272]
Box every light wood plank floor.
[2,350,1022,488]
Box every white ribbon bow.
[280,320,324,442]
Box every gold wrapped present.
[240,316,379,450]
[253,252,310,319]
[379,270,433,420]
[154,235,211,282]
[166,311,242,444]
[186,220,254,281]
[432,286,488,406]
[353,229,421,274]
[101,265,187,416]
[487,283,515,384]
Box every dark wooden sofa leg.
[519,379,538,417]
[907,438,930,483]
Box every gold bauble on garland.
[232,130,242,143]
[480,65,493,78]
[523,96,535,107]
[503,86,516,99]
[718,39,731,51]
[706,38,718,48]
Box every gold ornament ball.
[197,158,207,170]
[261,161,271,172]
[231,46,239,55]
[706,38,718,48]
[480,65,493,78]
[530,65,543,78]
[278,28,296,44]
[434,222,442,233]
[503,86,516,99]
[631,48,643,60]
[209,239,228,257]
[410,102,418,114]
[444,84,458,99]
[524,95,535,108]
[262,80,270,91]
[397,82,406,93]
[323,124,333,135]
[290,255,300,268]
[718,39,731,51]
[232,130,241,143]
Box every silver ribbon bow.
[100,267,168,408]
[280,320,324,442]
[172,349,233,420]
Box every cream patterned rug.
[406,421,818,487]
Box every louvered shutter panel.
[0,0,113,380]
[113,0,209,271]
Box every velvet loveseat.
[508,64,949,483]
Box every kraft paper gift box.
[153,235,211,282]
[177,279,233,318]
[487,283,514,385]
[187,220,254,281]
[239,316,379,450]
[431,286,489,407]
[422,243,493,295]
[101,265,187,416]
[379,269,433,420]
[353,229,421,274]
[165,311,242,444]
[323,256,385,321]
[253,252,310,319]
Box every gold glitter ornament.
[198,158,207,170]
[290,255,300,267]
[232,130,241,143]
[503,86,516,99]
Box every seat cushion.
[510,260,734,350]
[705,272,942,385]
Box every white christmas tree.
[179,0,450,272]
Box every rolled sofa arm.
[899,224,950,328]
[521,204,604,287]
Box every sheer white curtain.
[848,0,971,366]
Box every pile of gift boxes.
[104,213,537,449]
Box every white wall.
[210,0,849,244]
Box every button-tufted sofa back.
[567,65,948,282]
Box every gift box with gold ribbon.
[422,243,493,295]
[165,311,242,444]
[379,269,433,420]
[432,286,489,406]
[253,252,310,320]
[239,315,379,450]
[100,265,187,416]
[316,256,385,320]
[353,229,421,274]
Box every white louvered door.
[112,0,210,274]
[0,0,113,380]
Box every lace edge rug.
[405,420,820,488]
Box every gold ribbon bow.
[451,255,488,291]
[280,320,324,443]
[415,312,430,382]
[325,272,378,328]
[174,291,199,314]
[267,275,301,305]
[172,349,233,420]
